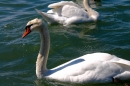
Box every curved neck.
[83,0,91,14]
[36,23,50,78]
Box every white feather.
[44,53,130,83]
[23,18,130,84]
[36,0,100,26]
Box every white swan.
[22,18,130,85]
[36,0,100,26]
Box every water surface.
[0,0,130,86]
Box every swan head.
[22,18,43,38]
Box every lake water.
[0,0,130,86]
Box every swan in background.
[22,18,130,85]
[36,0,100,26]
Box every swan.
[22,18,130,85]
[36,0,100,26]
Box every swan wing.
[47,1,88,18]
[47,5,88,18]
[48,1,80,8]
[37,6,89,25]
[36,9,67,24]
[47,9,53,14]
[47,7,62,16]
[46,53,130,83]
[113,62,130,70]
[61,5,89,18]
[112,62,130,80]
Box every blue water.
[0,0,130,86]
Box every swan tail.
[35,9,57,24]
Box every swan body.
[22,18,130,83]
[36,0,100,26]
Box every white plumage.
[22,18,130,84]
[46,53,130,83]
[36,0,100,26]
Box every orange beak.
[22,25,32,38]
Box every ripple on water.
[0,0,130,86]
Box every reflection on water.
[50,22,97,39]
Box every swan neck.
[36,23,50,78]
[83,0,91,10]
[83,0,93,16]
[39,24,50,58]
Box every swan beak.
[22,26,31,38]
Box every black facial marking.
[25,24,33,29]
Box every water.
[0,0,130,86]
